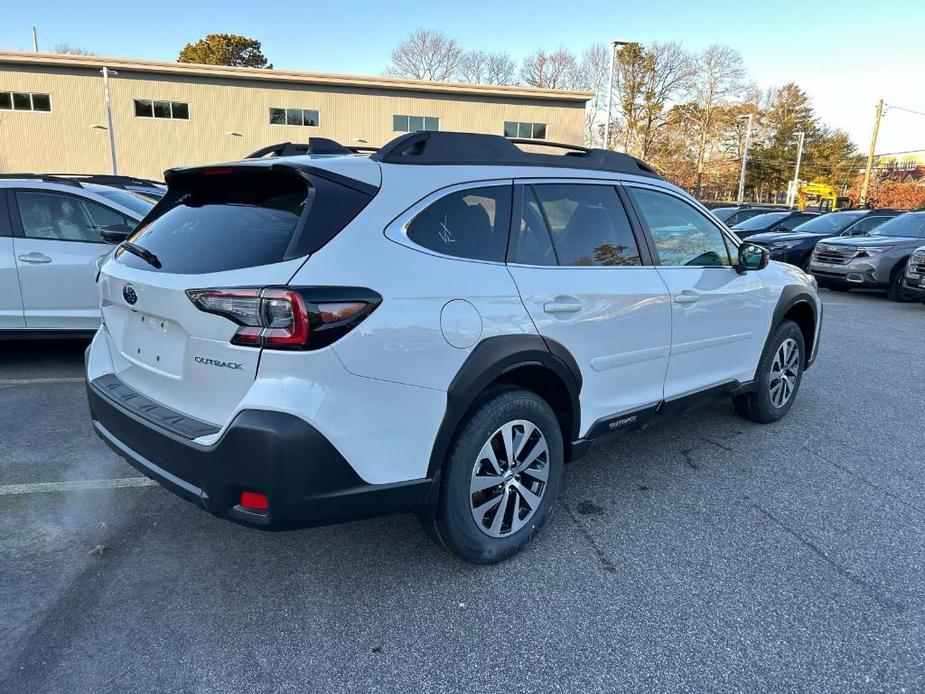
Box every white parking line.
[0,477,159,496]
[0,377,86,387]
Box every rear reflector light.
[186,287,380,350]
[201,166,234,175]
[239,491,269,511]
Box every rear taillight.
[186,287,379,350]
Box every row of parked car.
[712,204,925,303]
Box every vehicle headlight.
[772,240,801,249]
[856,246,893,256]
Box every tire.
[432,386,564,564]
[733,320,805,424]
[886,264,914,302]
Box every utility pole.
[101,67,119,175]
[32,26,38,52]
[859,99,884,206]
[788,130,805,208]
[736,113,753,204]
[603,39,629,150]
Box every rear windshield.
[115,169,372,273]
[732,212,789,230]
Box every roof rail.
[369,131,662,179]
[246,137,375,159]
[0,173,82,187]
[43,173,165,187]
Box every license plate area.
[120,311,187,377]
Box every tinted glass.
[518,122,532,138]
[171,102,189,119]
[285,108,302,125]
[409,116,424,132]
[153,101,171,118]
[503,122,518,138]
[31,94,51,112]
[393,115,408,131]
[117,172,372,273]
[791,211,866,234]
[710,207,739,221]
[529,184,640,266]
[732,211,789,230]
[17,192,126,243]
[424,116,439,131]
[845,216,889,235]
[513,189,557,266]
[406,185,511,262]
[0,92,11,110]
[134,99,152,117]
[779,214,815,230]
[870,212,925,239]
[269,108,286,125]
[303,109,319,126]
[94,189,155,216]
[532,123,547,139]
[629,187,731,267]
[119,174,308,273]
[12,93,31,110]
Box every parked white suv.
[85,133,822,563]
[1,175,155,336]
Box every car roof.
[0,178,144,218]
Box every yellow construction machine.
[795,182,851,212]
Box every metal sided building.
[0,51,591,180]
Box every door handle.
[544,301,582,314]
[18,253,52,264]
[674,291,700,305]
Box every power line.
[885,104,925,118]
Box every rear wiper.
[119,242,162,269]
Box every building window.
[504,121,547,140]
[269,108,320,127]
[134,99,189,120]
[0,91,51,112]
[393,115,439,133]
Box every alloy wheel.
[469,420,549,538]
[769,337,800,408]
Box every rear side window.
[15,191,133,243]
[117,170,372,273]
[406,185,512,262]
[516,184,641,267]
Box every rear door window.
[116,169,373,273]
[526,184,641,266]
[405,185,512,262]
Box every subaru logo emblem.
[123,284,138,305]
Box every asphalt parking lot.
[1,289,923,693]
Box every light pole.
[736,113,754,204]
[788,130,805,208]
[101,67,118,174]
[603,39,630,150]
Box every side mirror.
[100,223,135,244]
[736,242,769,273]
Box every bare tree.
[459,50,517,85]
[388,29,463,82]
[686,44,747,195]
[54,43,97,55]
[520,48,580,90]
[637,42,694,159]
[578,43,609,146]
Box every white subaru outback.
[85,132,822,563]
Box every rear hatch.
[97,160,377,428]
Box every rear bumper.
[86,374,434,530]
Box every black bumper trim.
[87,375,433,530]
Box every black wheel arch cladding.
[427,334,582,478]
[771,286,817,367]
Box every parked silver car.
[902,245,925,303]
[809,210,925,301]
[0,176,154,336]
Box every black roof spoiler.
[246,138,377,159]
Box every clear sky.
[2,0,923,152]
